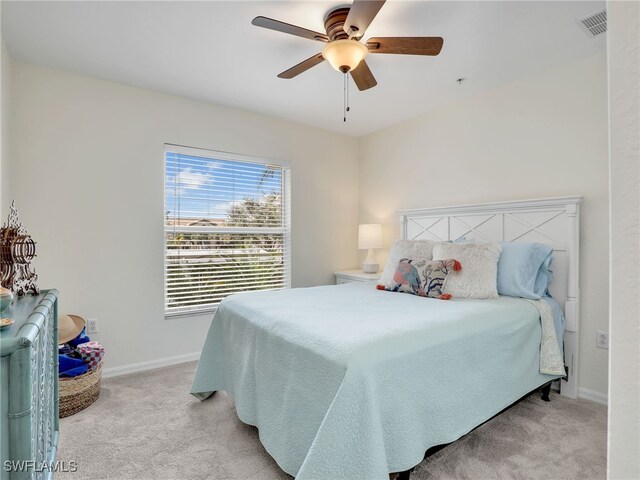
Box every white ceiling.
[1,1,606,136]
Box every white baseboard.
[578,387,608,406]
[102,351,201,379]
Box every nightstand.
[334,269,381,285]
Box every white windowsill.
[164,307,217,320]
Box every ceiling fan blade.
[344,0,386,39]
[350,60,377,91]
[277,53,325,79]
[366,37,444,55]
[252,16,329,42]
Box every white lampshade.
[322,39,368,73]
[358,224,382,250]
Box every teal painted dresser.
[1,290,59,480]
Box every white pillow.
[432,242,502,299]
[379,240,438,288]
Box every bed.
[191,196,582,480]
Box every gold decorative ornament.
[0,201,39,296]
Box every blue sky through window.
[165,152,283,223]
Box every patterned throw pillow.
[377,258,462,300]
[378,240,438,288]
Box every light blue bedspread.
[191,283,563,479]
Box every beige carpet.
[57,362,607,480]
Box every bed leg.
[397,468,413,480]
[541,383,551,402]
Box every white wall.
[607,1,639,477]
[0,38,12,214]
[359,52,609,396]
[9,61,359,370]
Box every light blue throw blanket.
[191,283,563,479]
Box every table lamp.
[358,224,382,273]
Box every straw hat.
[59,314,86,344]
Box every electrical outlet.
[86,318,99,335]
[596,330,608,349]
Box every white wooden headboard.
[398,196,582,399]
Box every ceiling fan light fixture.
[322,39,368,73]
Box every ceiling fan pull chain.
[347,73,351,113]
[343,72,347,122]
[343,72,352,123]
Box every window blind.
[164,146,291,316]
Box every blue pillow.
[497,242,553,299]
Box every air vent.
[579,10,607,37]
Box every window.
[164,145,291,316]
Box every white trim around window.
[164,144,291,318]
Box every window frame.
[163,144,292,318]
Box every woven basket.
[59,361,103,418]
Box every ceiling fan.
[251,0,444,92]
